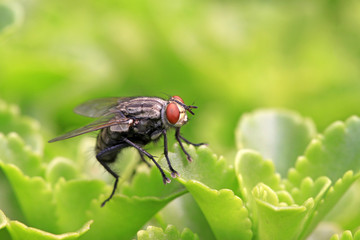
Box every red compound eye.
[166,102,180,124]
[172,96,184,103]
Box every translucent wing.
[74,97,132,118]
[48,114,131,143]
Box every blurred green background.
[1,0,360,157]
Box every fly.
[49,96,205,206]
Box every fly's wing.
[74,97,133,118]
[48,114,131,143]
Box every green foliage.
[137,225,199,240]
[1,99,360,239]
[330,230,360,240]
[2,0,360,238]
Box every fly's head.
[162,96,197,128]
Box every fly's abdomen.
[95,128,126,162]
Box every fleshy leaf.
[289,116,360,186]
[46,157,79,185]
[85,162,186,240]
[0,100,42,152]
[86,195,182,240]
[121,164,185,198]
[158,144,238,193]
[301,171,359,238]
[54,179,106,233]
[137,225,199,240]
[287,116,360,237]
[0,163,58,233]
[290,176,332,240]
[330,229,360,240]
[235,149,283,233]
[158,194,216,240]
[0,209,10,240]
[325,179,360,230]
[0,209,7,229]
[235,149,282,200]
[185,180,252,240]
[6,220,91,240]
[253,175,331,240]
[0,133,44,177]
[290,176,331,205]
[252,183,310,240]
[159,144,249,239]
[236,109,316,177]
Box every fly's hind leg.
[96,143,128,207]
[122,138,171,184]
[175,128,207,162]
[138,150,151,167]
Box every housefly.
[49,96,205,206]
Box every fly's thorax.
[117,97,167,119]
[161,98,188,128]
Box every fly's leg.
[122,138,171,184]
[175,128,206,162]
[138,150,151,167]
[175,128,193,162]
[163,130,179,178]
[96,143,128,207]
[178,134,207,147]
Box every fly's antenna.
[173,99,197,115]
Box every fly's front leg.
[122,138,171,184]
[163,130,179,178]
[175,128,206,162]
[179,134,207,147]
[96,143,128,207]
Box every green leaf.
[301,171,358,238]
[158,194,216,240]
[0,100,42,152]
[325,179,360,231]
[290,176,331,206]
[287,116,360,237]
[236,109,316,177]
[159,144,249,239]
[85,165,186,240]
[291,176,332,239]
[253,175,331,240]
[6,220,91,240]
[0,133,44,177]
[137,225,199,240]
[46,157,79,185]
[53,179,106,233]
[158,144,239,193]
[235,149,282,199]
[121,163,185,198]
[185,181,252,240]
[235,149,282,233]
[330,229,360,240]
[0,209,7,229]
[86,195,182,240]
[252,183,310,240]
[0,163,58,233]
[288,116,360,185]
